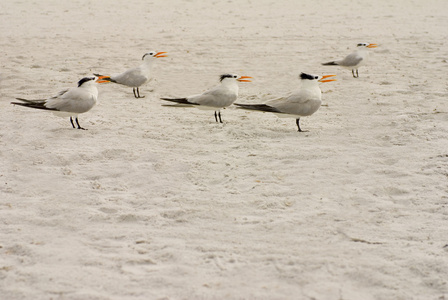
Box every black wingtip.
[10,101,32,107]
[234,103,280,113]
[10,99,57,111]
[160,97,188,101]
[14,97,46,103]
[160,98,196,105]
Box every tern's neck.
[221,79,238,87]
[142,59,155,67]
[80,83,98,93]
[221,80,239,92]
[357,47,368,54]
[301,80,320,90]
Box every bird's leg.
[136,87,145,98]
[75,117,87,130]
[296,118,303,132]
[352,69,356,78]
[214,111,218,123]
[218,111,223,123]
[356,69,359,78]
[70,117,76,129]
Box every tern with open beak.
[11,76,108,130]
[161,74,252,123]
[235,73,336,132]
[95,51,167,98]
[322,43,377,78]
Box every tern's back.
[112,67,148,87]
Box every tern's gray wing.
[11,89,70,111]
[49,88,69,99]
[187,93,221,107]
[188,87,237,108]
[45,88,96,113]
[265,92,321,116]
[338,52,363,67]
[111,67,148,87]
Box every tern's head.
[357,43,378,49]
[220,74,252,83]
[78,76,109,87]
[142,51,168,60]
[300,73,336,84]
[78,76,97,87]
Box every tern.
[235,73,336,132]
[322,43,377,78]
[161,74,252,123]
[95,51,167,98]
[11,76,108,130]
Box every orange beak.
[318,74,337,83]
[96,76,110,84]
[155,51,168,58]
[237,76,252,82]
[367,43,378,48]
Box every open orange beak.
[318,74,337,83]
[96,76,110,84]
[367,43,378,48]
[155,51,168,58]
[237,76,252,82]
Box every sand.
[1,0,448,299]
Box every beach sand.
[1,0,448,299]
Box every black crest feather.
[220,74,234,82]
[78,77,95,87]
[300,73,317,80]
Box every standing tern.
[235,73,336,132]
[95,51,167,98]
[11,76,108,130]
[161,74,252,123]
[322,43,377,78]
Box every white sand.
[1,0,448,299]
